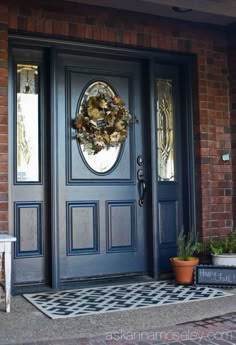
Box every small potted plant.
[210,230,236,266]
[193,240,211,264]
[170,227,199,284]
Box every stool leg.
[4,243,11,312]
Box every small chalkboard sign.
[195,265,236,287]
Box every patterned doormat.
[23,281,233,319]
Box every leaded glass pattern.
[156,79,175,181]
[16,64,39,182]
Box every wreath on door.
[73,92,132,155]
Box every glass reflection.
[78,81,121,173]
[156,79,175,181]
[16,64,39,182]
[81,145,120,173]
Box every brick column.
[0,4,9,284]
[228,30,236,229]
[0,4,9,234]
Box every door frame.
[9,34,196,289]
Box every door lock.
[137,155,144,166]
[137,169,144,181]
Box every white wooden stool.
[0,235,16,312]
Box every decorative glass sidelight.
[16,64,39,182]
[156,79,175,181]
[76,81,122,174]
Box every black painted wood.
[15,202,43,257]
[67,201,99,255]
[56,52,148,280]
[50,48,60,289]
[155,64,183,273]
[10,47,50,285]
[9,36,196,287]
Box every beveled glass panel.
[78,81,121,173]
[16,64,39,182]
[156,79,175,181]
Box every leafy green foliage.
[210,230,236,255]
[193,241,211,255]
[195,230,236,256]
[177,227,196,261]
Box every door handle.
[137,169,146,207]
[138,179,146,207]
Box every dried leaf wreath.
[73,93,132,155]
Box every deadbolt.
[137,155,144,166]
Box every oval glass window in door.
[75,81,124,174]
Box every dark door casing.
[154,64,183,273]
[9,42,195,289]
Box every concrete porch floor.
[1,286,236,345]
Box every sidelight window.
[16,64,40,182]
[156,79,175,181]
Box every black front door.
[10,43,194,289]
[56,52,148,281]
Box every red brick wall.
[0,1,233,241]
[0,4,8,235]
[228,31,236,231]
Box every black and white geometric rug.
[23,281,233,319]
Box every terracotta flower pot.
[170,257,199,284]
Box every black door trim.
[9,34,196,285]
[50,48,60,289]
[9,33,195,65]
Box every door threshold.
[12,274,174,295]
[12,275,154,295]
[12,283,52,296]
[60,274,154,290]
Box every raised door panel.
[67,201,99,255]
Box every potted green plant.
[170,228,199,284]
[193,240,211,264]
[210,230,236,266]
